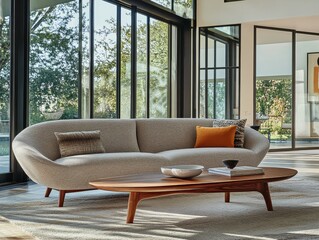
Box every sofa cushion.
[55,130,106,157]
[158,147,259,168]
[194,126,236,148]
[212,119,247,147]
[136,118,212,153]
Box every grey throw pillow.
[212,119,247,148]
[55,130,105,157]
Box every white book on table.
[208,166,264,176]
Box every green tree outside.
[256,78,292,140]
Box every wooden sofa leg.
[45,188,52,198]
[59,190,66,207]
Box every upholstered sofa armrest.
[12,139,64,188]
[243,127,270,163]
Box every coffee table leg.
[127,192,141,223]
[257,182,273,211]
[225,192,230,203]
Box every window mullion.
[89,0,94,118]
[131,6,137,118]
[213,39,217,118]
[116,6,121,118]
[146,16,150,118]
[205,31,208,118]
[78,0,83,119]
[168,24,172,117]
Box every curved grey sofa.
[12,118,270,206]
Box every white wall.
[240,23,254,125]
[256,42,292,77]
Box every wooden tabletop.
[90,167,297,192]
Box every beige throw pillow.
[212,119,247,148]
[55,130,105,157]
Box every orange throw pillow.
[194,125,237,148]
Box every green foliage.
[92,11,171,118]
[256,78,292,122]
[256,78,292,140]
[199,79,226,119]
[149,19,169,117]
[29,2,79,124]
[0,16,10,120]
[0,140,9,156]
[93,15,117,118]
[0,1,175,126]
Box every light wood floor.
[0,150,319,239]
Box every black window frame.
[198,24,241,119]
[0,0,193,185]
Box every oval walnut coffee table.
[90,167,297,223]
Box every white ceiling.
[198,0,319,34]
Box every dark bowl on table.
[222,159,239,169]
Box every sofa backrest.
[15,119,140,160]
[136,118,212,153]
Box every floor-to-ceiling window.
[92,2,176,119]
[29,0,182,124]
[199,25,240,119]
[0,0,192,185]
[255,26,319,150]
[0,0,11,176]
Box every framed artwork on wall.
[307,52,319,102]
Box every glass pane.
[93,1,117,118]
[207,70,214,118]
[207,38,215,68]
[213,26,240,39]
[295,33,319,148]
[233,68,240,119]
[0,0,11,174]
[120,8,131,119]
[216,41,226,68]
[216,70,225,119]
[136,14,147,118]
[81,0,90,118]
[151,0,172,9]
[255,28,293,149]
[236,43,240,67]
[149,18,169,118]
[171,25,178,117]
[29,0,79,125]
[199,70,206,118]
[200,33,206,69]
[174,0,193,19]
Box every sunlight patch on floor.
[120,209,204,220]
[304,201,319,207]
[289,229,319,236]
[224,233,276,240]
